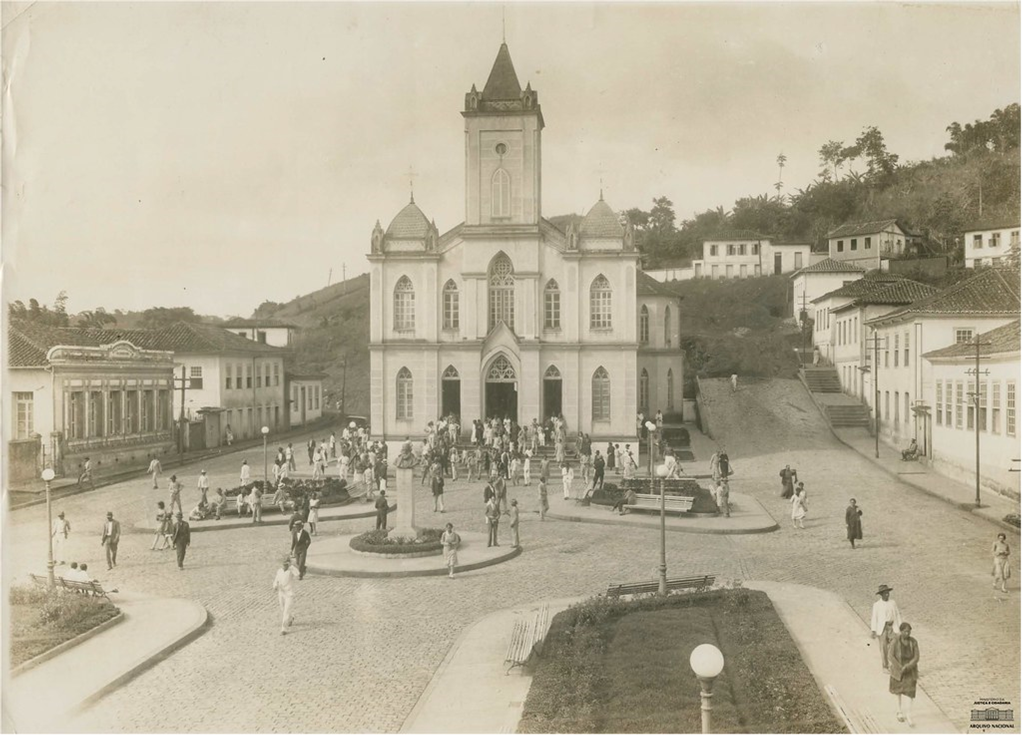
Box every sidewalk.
[402,583,958,734]
[3,591,209,732]
[834,427,1020,534]
[747,581,957,734]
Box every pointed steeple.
[483,43,522,100]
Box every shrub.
[349,527,443,554]
[9,586,120,668]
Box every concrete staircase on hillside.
[799,368,872,429]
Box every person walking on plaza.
[888,622,920,726]
[871,584,902,671]
[992,533,1011,593]
[592,450,605,493]
[561,461,573,500]
[166,473,182,515]
[432,470,445,513]
[240,460,251,486]
[846,498,863,549]
[307,439,315,466]
[171,512,191,570]
[307,492,321,535]
[152,502,171,550]
[286,443,296,472]
[375,490,389,530]
[522,450,532,486]
[249,484,263,524]
[100,511,120,570]
[272,557,300,635]
[78,457,95,489]
[291,522,312,579]
[509,499,520,549]
[714,481,731,518]
[790,486,807,529]
[538,477,549,521]
[779,464,798,499]
[730,373,738,393]
[485,495,500,547]
[494,472,508,514]
[197,470,209,504]
[441,523,461,579]
[147,457,163,489]
[52,511,70,565]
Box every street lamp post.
[646,420,667,595]
[690,643,725,734]
[261,426,270,489]
[42,468,56,589]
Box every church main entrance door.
[543,365,562,420]
[441,366,461,419]
[484,355,517,421]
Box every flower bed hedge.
[518,587,845,734]
[591,480,719,514]
[225,477,350,504]
[10,585,120,668]
[349,528,444,555]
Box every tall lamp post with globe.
[261,426,270,489]
[645,420,668,595]
[690,643,725,733]
[42,468,56,589]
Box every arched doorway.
[484,354,517,420]
[543,365,562,419]
[441,365,461,419]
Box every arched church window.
[639,304,650,344]
[544,280,561,330]
[592,367,611,421]
[487,355,517,381]
[442,365,460,380]
[590,275,612,330]
[639,368,650,413]
[488,255,515,331]
[393,276,415,332]
[491,168,511,218]
[544,365,561,379]
[396,367,413,420]
[442,280,460,331]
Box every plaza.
[4,376,1019,732]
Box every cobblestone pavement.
[5,392,1019,732]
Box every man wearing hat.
[100,511,121,569]
[272,557,300,634]
[52,511,70,565]
[870,584,903,671]
[168,475,183,516]
[171,512,191,570]
[197,469,210,501]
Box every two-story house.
[827,219,909,270]
[962,219,1021,268]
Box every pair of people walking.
[870,584,919,726]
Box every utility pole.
[173,365,188,454]
[799,291,809,368]
[865,331,887,458]
[966,337,992,507]
[340,357,348,417]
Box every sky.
[2,1,1019,317]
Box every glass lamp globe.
[690,643,724,679]
[655,464,670,478]
[645,421,657,432]
[261,426,270,435]
[41,468,55,482]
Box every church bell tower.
[463,43,544,227]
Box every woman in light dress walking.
[790,486,807,529]
[441,523,461,579]
[992,533,1011,592]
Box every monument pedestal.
[390,467,418,539]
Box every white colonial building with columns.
[367,42,683,442]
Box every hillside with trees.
[629,104,1021,267]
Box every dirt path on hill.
[697,377,835,458]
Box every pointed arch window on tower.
[667,368,675,411]
[488,255,515,331]
[491,168,511,219]
[639,368,650,413]
[393,276,415,332]
[544,279,561,330]
[592,367,611,421]
[396,368,413,421]
[590,275,613,331]
[664,305,672,347]
[442,280,460,331]
[639,304,650,344]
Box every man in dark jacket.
[291,522,312,579]
[374,490,389,531]
[171,512,191,570]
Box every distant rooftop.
[223,318,299,329]
[868,267,1021,325]
[790,258,867,278]
[923,319,1020,360]
[827,219,906,239]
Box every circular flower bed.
[349,528,444,555]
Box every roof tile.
[923,319,1020,359]
[869,268,1021,324]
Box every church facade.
[367,43,683,441]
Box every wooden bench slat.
[606,575,716,597]
[504,605,551,673]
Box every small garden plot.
[10,585,120,669]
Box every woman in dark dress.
[606,442,616,472]
[888,622,919,726]
[845,498,863,548]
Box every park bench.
[606,574,716,598]
[504,604,550,674]
[626,493,694,515]
[29,573,114,601]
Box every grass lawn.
[518,588,845,734]
[9,586,120,669]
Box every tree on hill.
[8,292,70,326]
[946,104,1020,156]
[138,306,201,329]
[75,308,117,329]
